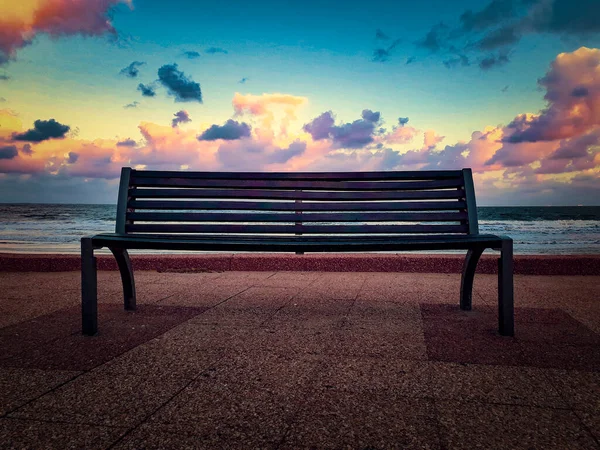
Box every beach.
[1,252,599,448]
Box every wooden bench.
[81,167,514,336]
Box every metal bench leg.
[498,239,514,336]
[81,238,98,336]
[109,248,136,311]
[460,247,484,310]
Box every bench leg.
[109,248,136,311]
[460,247,484,310]
[81,238,98,336]
[498,239,514,336]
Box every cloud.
[0,0,132,64]
[414,0,600,70]
[460,0,520,31]
[375,29,390,40]
[137,83,156,97]
[416,23,449,52]
[0,74,10,81]
[119,61,145,78]
[0,145,18,159]
[303,111,335,141]
[233,93,307,116]
[361,109,381,123]
[479,52,510,70]
[232,92,308,136]
[423,129,445,149]
[157,63,202,102]
[477,24,521,50]
[372,38,401,62]
[116,138,137,147]
[535,128,600,174]
[384,125,419,145]
[171,110,191,128]
[182,50,200,59]
[571,86,589,98]
[123,101,139,109]
[303,110,382,149]
[198,119,251,141]
[443,54,470,68]
[216,139,306,170]
[398,117,410,126]
[66,151,79,163]
[406,56,416,64]
[21,143,33,155]
[506,47,600,143]
[0,97,6,103]
[205,47,227,54]
[12,118,70,142]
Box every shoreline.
[1,252,600,275]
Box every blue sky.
[1,0,599,204]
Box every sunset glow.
[1,0,599,205]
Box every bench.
[81,167,514,336]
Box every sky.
[0,0,599,205]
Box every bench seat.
[91,233,508,252]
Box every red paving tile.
[1,304,206,371]
[1,270,599,449]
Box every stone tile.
[9,371,189,427]
[158,284,249,308]
[0,307,81,361]
[222,286,300,309]
[329,326,428,360]
[113,423,279,449]
[428,362,567,408]
[147,354,317,444]
[96,336,224,379]
[308,272,367,291]
[519,342,600,372]
[576,410,600,442]
[284,392,440,449]
[293,287,359,301]
[544,369,600,413]
[274,297,354,317]
[424,320,526,367]
[2,305,204,371]
[187,306,277,327]
[0,367,81,415]
[247,325,337,357]
[0,417,127,450]
[436,400,597,450]
[311,356,431,398]
[211,271,276,285]
[253,271,322,288]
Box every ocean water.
[0,204,599,254]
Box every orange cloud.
[506,47,600,143]
[0,0,132,63]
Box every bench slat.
[129,177,463,191]
[128,200,467,212]
[125,223,469,234]
[130,188,466,201]
[127,211,467,223]
[131,170,463,181]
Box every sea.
[0,204,599,255]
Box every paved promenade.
[1,268,599,448]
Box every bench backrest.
[115,168,479,237]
